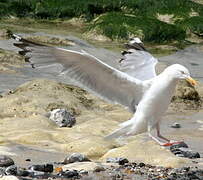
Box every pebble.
[138,162,145,167]
[29,164,53,173]
[48,108,76,127]
[93,165,105,172]
[171,122,181,128]
[106,157,129,165]
[170,142,188,150]
[5,165,17,176]
[29,170,45,177]
[0,156,14,167]
[0,155,201,179]
[63,153,90,164]
[17,169,30,177]
[58,170,79,178]
[79,170,88,175]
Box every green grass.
[1,0,203,19]
[0,0,203,43]
[176,16,203,36]
[89,12,186,42]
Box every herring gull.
[12,34,197,146]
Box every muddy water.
[0,34,203,168]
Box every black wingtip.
[125,37,147,52]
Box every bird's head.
[164,64,197,86]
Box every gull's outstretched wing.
[119,38,158,81]
[12,34,144,112]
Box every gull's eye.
[180,70,185,74]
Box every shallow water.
[162,111,203,157]
[159,45,203,82]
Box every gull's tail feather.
[104,122,132,140]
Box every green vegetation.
[0,0,203,43]
[89,12,186,42]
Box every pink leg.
[156,123,170,142]
[148,124,166,146]
[156,123,183,146]
[148,132,166,146]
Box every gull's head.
[164,64,197,86]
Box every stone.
[48,108,76,127]
[17,169,30,177]
[28,170,45,177]
[58,170,79,178]
[171,122,181,128]
[170,143,200,159]
[180,148,200,159]
[170,142,188,150]
[93,165,105,172]
[138,162,145,167]
[106,157,129,165]
[63,153,90,164]
[174,80,200,101]
[0,156,14,167]
[29,164,53,173]
[5,165,17,175]
[79,170,88,175]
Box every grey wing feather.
[12,34,144,112]
[119,38,158,81]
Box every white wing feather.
[119,38,158,80]
[12,34,145,112]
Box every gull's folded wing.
[12,34,144,112]
[119,38,158,81]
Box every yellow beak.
[186,77,197,86]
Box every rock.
[48,108,76,127]
[5,165,17,175]
[28,164,53,173]
[79,169,88,175]
[93,165,105,172]
[171,122,181,128]
[138,162,145,167]
[63,153,90,164]
[0,156,14,167]
[170,142,200,159]
[28,170,45,177]
[58,170,79,178]
[106,157,129,165]
[171,80,201,110]
[180,148,200,159]
[175,80,200,100]
[170,142,188,150]
[17,168,30,177]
